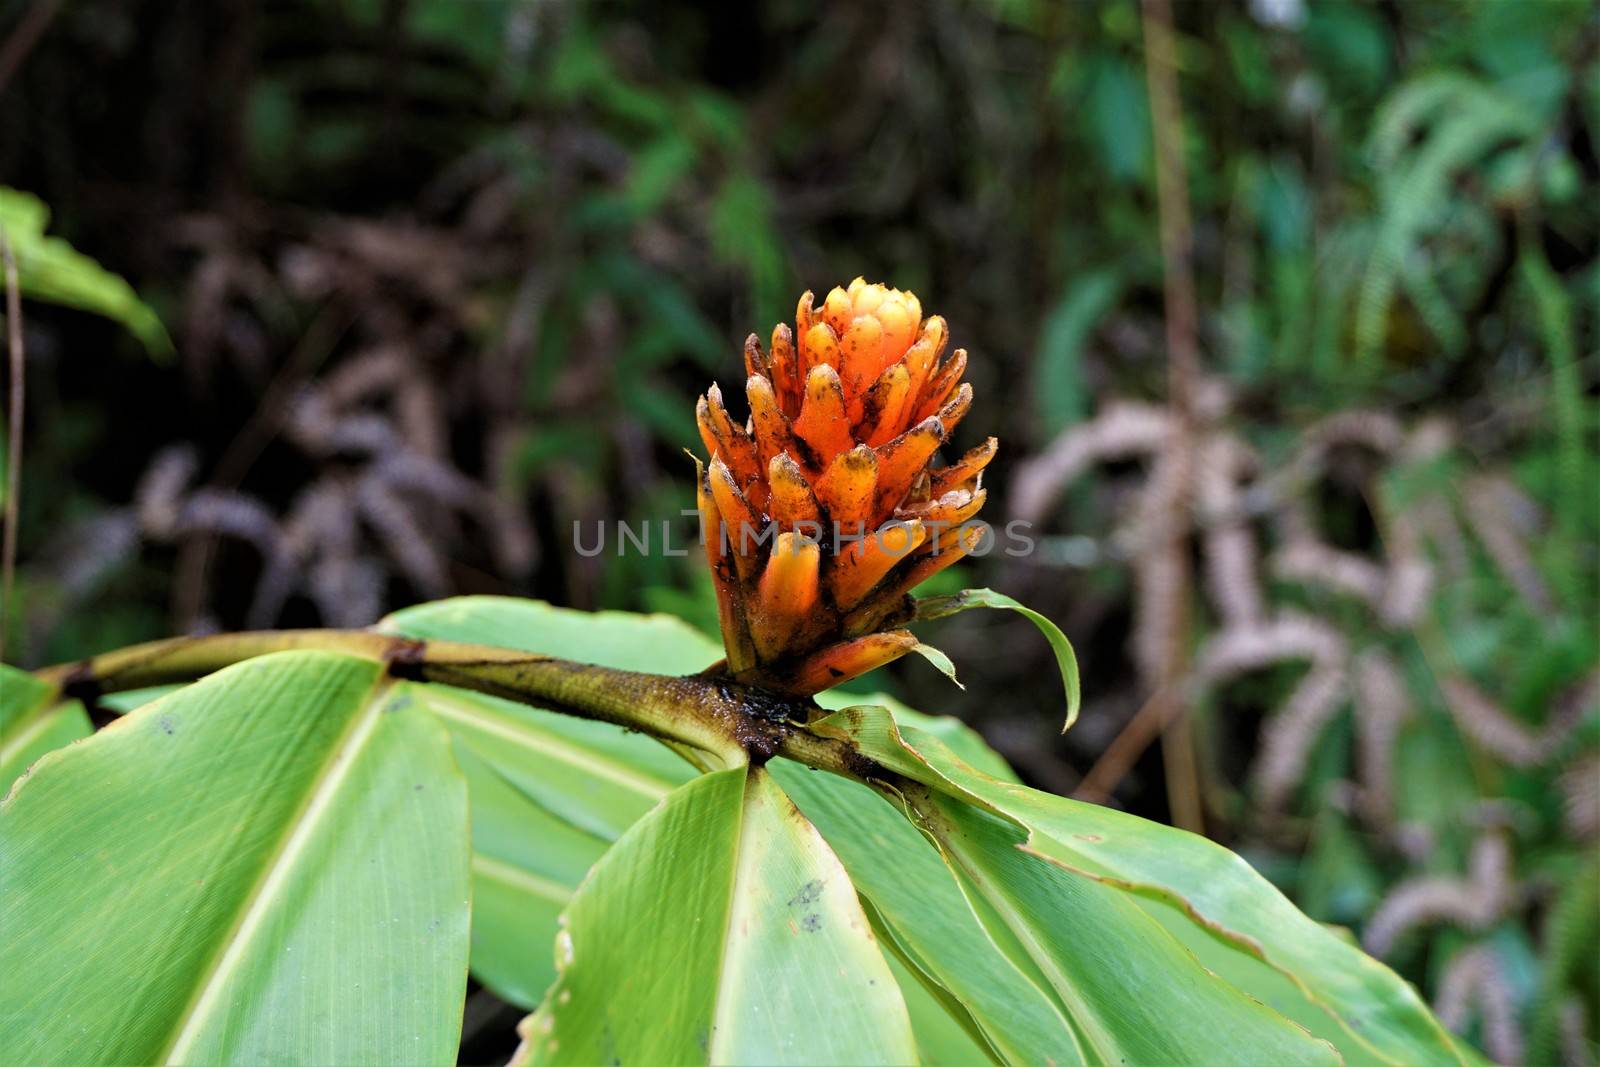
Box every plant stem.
[1,231,22,665]
[37,630,832,770]
[1140,0,1205,834]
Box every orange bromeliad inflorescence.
[696,278,996,695]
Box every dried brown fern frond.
[1558,996,1594,1067]
[1559,752,1600,841]
[40,361,537,639]
[1352,648,1412,829]
[1193,613,1348,684]
[1272,540,1388,609]
[1463,474,1553,612]
[1128,448,1190,687]
[1254,664,1348,810]
[1363,833,1514,956]
[1376,506,1432,629]
[1196,434,1265,629]
[1441,676,1554,768]
[1434,944,1525,1066]
[1010,402,1170,525]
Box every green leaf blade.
[519,768,746,1065]
[521,766,915,1066]
[813,702,1469,1066]
[0,186,174,357]
[709,769,915,1066]
[914,588,1081,729]
[0,652,470,1066]
[927,794,1339,1067]
[771,759,1081,1066]
[0,663,90,794]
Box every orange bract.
[696,278,996,695]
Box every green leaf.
[817,689,1019,783]
[915,588,1082,729]
[0,663,90,794]
[910,640,965,688]
[1085,56,1151,181]
[770,760,1078,1065]
[1032,271,1121,437]
[1354,80,1537,369]
[926,793,1339,1066]
[382,594,723,673]
[812,703,1470,1066]
[413,683,691,840]
[0,186,174,357]
[452,742,605,1008]
[518,766,916,1065]
[0,652,470,1066]
[382,597,720,1010]
[882,950,998,1066]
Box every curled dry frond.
[1254,665,1348,811]
[1433,944,1525,1066]
[1352,649,1412,829]
[1363,834,1514,956]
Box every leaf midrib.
[471,853,573,906]
[943,845,1103,1062]
[156,676,394,1065]
[418,687,674,800]
[707,769,756,1064]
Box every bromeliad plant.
[2,284,1475,1066]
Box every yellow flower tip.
[776,630,920,696]
[696,281,985,694]
[767,452,822,528]
[815,444,879,536]
[830,519,928,611]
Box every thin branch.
[1,231,23,663]
[0,0,63,95]
[1074,681,1180,806]
[1139,0,1203,832]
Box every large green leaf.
[0,651,469,1066]
[926,795,1338,1065]
[771,759,1077,1065]
[0,662,90,794]
[452,742,607,1008]
[517,766,917,1066]
[383,597,709,1005]
[882,950,997,1066]
[785,729,1336,1066]
[512,764,915,1062]
[813,703,1469,1066]
[708,768,915,1064]
[415,683,692,840]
